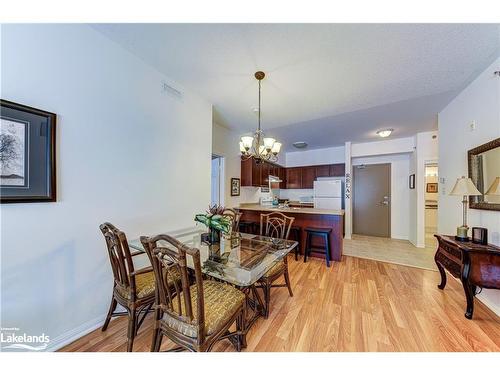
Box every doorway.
[424,163,438,248]
[353,163,391,237]
[211,155,224,206]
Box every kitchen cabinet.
[241,157,285,187]
[330,163,345,177]
[315,165,331,178]
[286,167,302,189]
[241,157,345,188]
[261,162,270,186]
[279,167,287,189]
[301,166,316,188]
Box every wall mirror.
[468,137,500,211]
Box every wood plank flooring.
[60,255,500,352]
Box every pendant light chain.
[239,71,282,162]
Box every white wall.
[285,146,345,167]
[212,122,282,207]
[438,56,500,316]
[352,153,411,240]
[351,136,415,158]
[0,24,212,350]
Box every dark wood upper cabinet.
[315,165,331,178]
[301,166,316,189]
[241,158,345,188]
[279,167,287,189]
[330,163,345,177]
[286,167,302,189]
[261,162,270,186]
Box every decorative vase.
[209,227,221,245]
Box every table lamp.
[485,176,500,196]
[449,176,482,241]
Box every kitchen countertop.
[237,203,344,216]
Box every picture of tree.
[0,118,27,187]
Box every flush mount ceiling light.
[376,128,394,138]
[292,141,308,149]
[239,71,282,163]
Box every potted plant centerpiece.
[194,205,232,246]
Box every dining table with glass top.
[128,227,298,331]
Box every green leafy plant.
[194,205,232,235]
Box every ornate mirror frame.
[467,137,500,211]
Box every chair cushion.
[263,260,286,278]
[162,280,245,338]
[116,268,180,300]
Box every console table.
[434,234,500,319]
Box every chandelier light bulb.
[263,137,276,151]
[241,136,254,150]
[271,142,282,155]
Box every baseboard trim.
[477,294,500,318]
[45,314,106,352]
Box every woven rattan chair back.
[100,222,136,295]
[223,208,242,232]
[141,234,205,341]
[260,212,294,240]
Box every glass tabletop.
[128,228,298,287]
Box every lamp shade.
[449,177,482,196]
[485,177,500,196]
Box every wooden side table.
[434,234,500,319]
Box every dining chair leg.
[235,310,244,352]
[152,330,163,352]
[126,307,137,352]
[264,281,271,319]
[101,296,117,332]
[239,304,248,349]
[283,261,294,297]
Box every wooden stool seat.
[304,227,333,267]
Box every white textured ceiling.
[92,23,500,150]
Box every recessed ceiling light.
[293,141,308,149]
[376,129,393,138]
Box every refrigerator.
[313,178,342,209]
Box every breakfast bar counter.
[236,204,344,262]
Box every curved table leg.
[462,281,475,320]
[435,258,447,290]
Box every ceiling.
[92,23,500,150]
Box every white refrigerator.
[313,179,342,209]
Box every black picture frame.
[230,178,240,196]
[409,174,415,189]
[1,99,56,203]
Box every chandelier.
[239,71,282,163]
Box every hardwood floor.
[60,255,500,352]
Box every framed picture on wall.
[426,182,438,193]
[231,178,240,196]
[0,99,56,203]
[409,174,415,189]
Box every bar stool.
[289,226,302,260]
[304,227,332,267]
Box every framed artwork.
[409,174,415,189]
[231,178,240,196]
[1,100,56,203]
[426,182,438,193]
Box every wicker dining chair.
[100,222,157,352]
[140,234,247,352]
[258,212,295,318]
[223,208,242,233]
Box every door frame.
[352,162,391,238]
[211,154,225,206]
